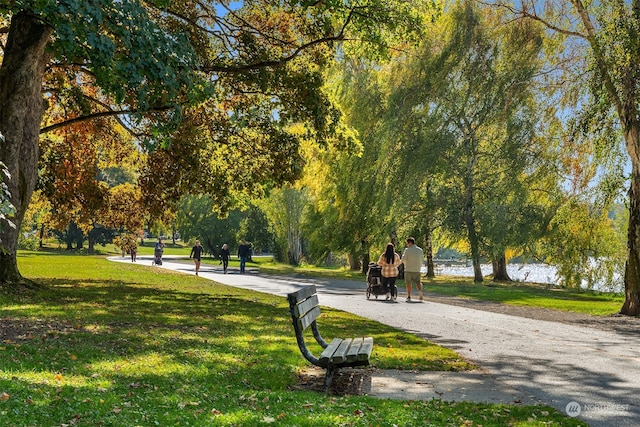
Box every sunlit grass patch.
[1,369,104,389]
[89,352,209,378]
[423,277,624,316]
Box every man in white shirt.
[402,237,424,302]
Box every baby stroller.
[366,262,397,300]
[153,247,163,265]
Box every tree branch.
[40,105,176,135]
[483,0,586,38]
[201,6,358,73]
[569,0,624,113]
[201,32,345,72]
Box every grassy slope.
[0,252,587,426]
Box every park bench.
[287,285,374,390]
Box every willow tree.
[257,185,307,265]
[303,58,393,272]
[490,0,640,314]
[0,0,429,286]
[385,2,545,282]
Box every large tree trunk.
[287,225,301,265]
[87,236,96,253]
[347,252,361,271]
[621,131,640,315]
[360,239,370,275]
[0,12,52,284]
[464,186,483,282]
[38,223,45,248]
[466,219,483,282]
[471,254,483,282]
[492,252,512,282]
[361,252,370,275]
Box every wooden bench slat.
[345,337,363,362]
[330,338,353,364]
[319,338,343,365]
[358,336,374,362]
[293,294,319,318]
[289,285,317,304]
[297,306,321,331]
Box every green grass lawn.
[422,277,625,316]
[250,258,366,281]
[0,252,588,426]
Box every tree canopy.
[0,0,432,284]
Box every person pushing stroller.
[153,237,165,265]
[377,243,402,300]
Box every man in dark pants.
[238,239,250,274]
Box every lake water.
[426,262,624,293]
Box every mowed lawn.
[422,277,625,316]
[0,251,587,426]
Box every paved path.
[111,256,639,426]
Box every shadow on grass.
[1,275,470,380]
[0,274,586,426]
[0,277,311,423]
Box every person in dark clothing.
[237,239,250,274]
[190,240,204,276]
[219,243,230,274]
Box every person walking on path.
[402,237,424,302]
[238,239,250,274]
[130,240,137,263]
[154,237,165,265]
[190,240,205,276]
[377,243,402,300]
[219,243,230,274]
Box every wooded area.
[1,0,639,315]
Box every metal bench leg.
[324,366,337,392]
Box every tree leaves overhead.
[0,0,435,213]
[17,0,201,108]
